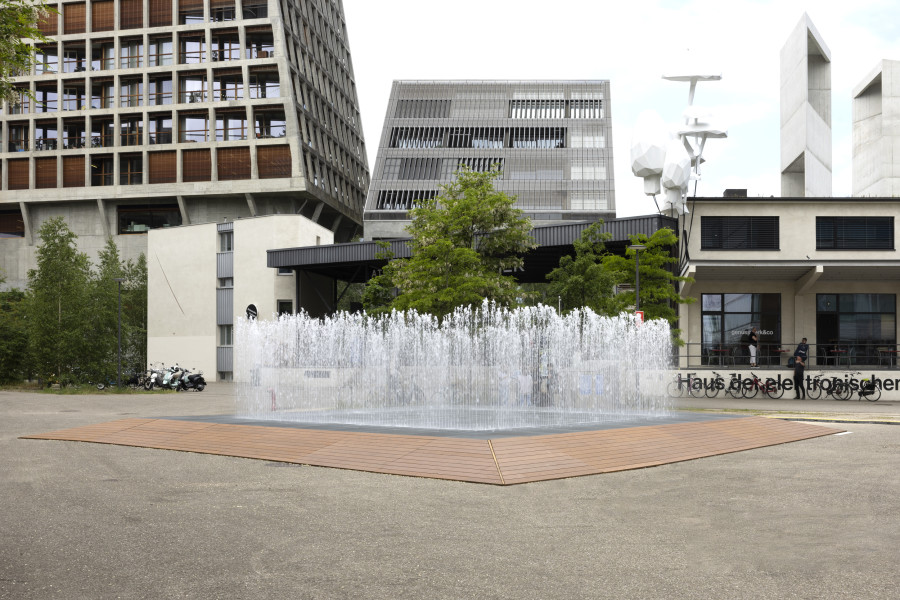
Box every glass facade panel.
[701,293,781,365]
[816,294,896,365]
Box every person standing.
[792,355,806,399]
[794,337,809,360]
[748,326,759,367]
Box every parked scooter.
[160,364,185,391]
[144,363,165,390]
[180,367,207,392]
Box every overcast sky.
[342,0,900,217]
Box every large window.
[701,216,780,250]
[118,204,181,234]
[816,294,896,365]
[701,293,781,365]
[816,217,894,250]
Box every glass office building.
[364,80,615,239]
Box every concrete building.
[0,0,368,290]
[852,59,900,197]
[363,80,615,239]
[780,13,832,197]
[148,213,333,381]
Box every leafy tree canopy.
[0,0,54,104]
[364,167,536,318]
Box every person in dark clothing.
[793,355,806,399]
[794,337,809,360]
[748,326,759,367]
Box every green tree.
[367,167,536,318]
[26,217,93,383]
[546,221,628,315]
[0,0,54,104]
[121,252,148,374]
[602,227,695,343]
[0,272,28,383]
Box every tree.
[0,0,54,104]
[365,167,536,318]
[121,252,148,374]
[0,272,28,383]
[602,227,695,343]
[26,217,93,383]
[546,221,628,315]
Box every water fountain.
[234,302,673,431]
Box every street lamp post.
[629,244,647,314]
[114,277,126,388]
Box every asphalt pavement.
[1,385,897,599]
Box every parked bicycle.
[742,372,784,399]
[839,371,882,402]
[667,372,703,398]
[709,371,743,398]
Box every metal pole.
[635,250,640,313]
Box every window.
[35,121,58,150]
[213,72,243,101]
[9,88,29,114]
[254,110,286,138]
[120,117,143,146]
[92,0,114,32]
[249,70,279,99]
[277,267,292,275]
[91,79,114,109]
[701,294,782,365]
[211,33,240,61]
[62,45,87,72]
[91,156,114,186]
[179,0,204,24]
[62,121,86,149]
[242,1,268,19]
[220,231,233,251]
[35,85,58,113]
[571,160,607,180]
[210,0,235,21]
[8,123,29,152]
[118,205,181,233]
[375,190,439,211]
[0,209,26,238]
[120,78,143,107]
[120,155,142,185]
[179,74,206,104]
[180,33,205,64]
[91,41,115,71]
[36,45,59,74]
[816,294,896,365]
[149,0,173,27]
[62,85,85,111]
[701,216,780,250]
[277,300,292,316]
[509,127,566,149]
[120,39,143,69]
[246,31,274,59]
[215,112,247,141]
[180,113,208,142]
[7,159,29,190]
[816,217,894,250]
[64,4,86,35]
[149,114,173,144]
[120,0,143,28]
[569,99,603,119]
[149,76,173,106]
[35,157,57,189]
[219,325,233,346]
[509,99,566,119]
[389,127,444,149]
[91,119,114,148]
[149,37,173,67]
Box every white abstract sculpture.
[630,110,668,195]
[631,70,728,216]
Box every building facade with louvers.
[0,0,368,290]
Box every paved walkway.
[2,385,897,599]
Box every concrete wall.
[147,214,333,381]
[853,60,900,197]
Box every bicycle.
[842,371,882,402]
[667,372,703,398]
[742,372,784,399]
[709,371,743,398]
[817,373,852,401]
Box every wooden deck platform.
[21,416,842,485]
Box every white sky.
[342,0,900,217]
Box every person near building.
[748,326,759,367]
[792,355,806,399]
[794,337,809,361]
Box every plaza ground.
[1,385,897,599]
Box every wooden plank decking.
[21,416,842,485]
